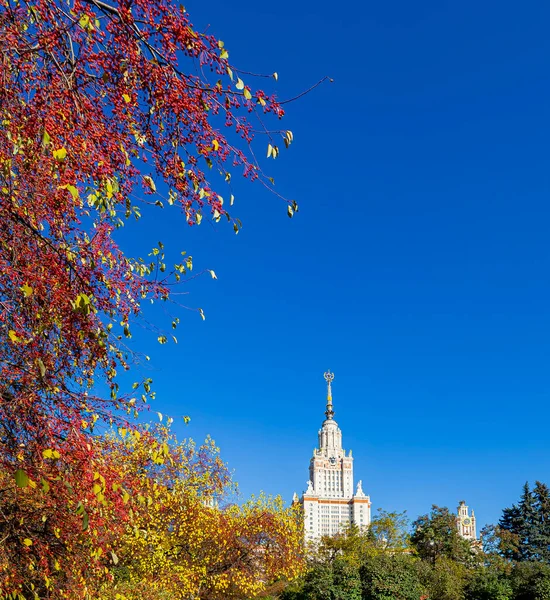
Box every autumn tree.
[0,0,298,467]
[0,0,315,594]
[1,425,305,599]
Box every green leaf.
[14,469,29,488]
[42,130,51,146]
[82,511,89,531]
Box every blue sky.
[115,0,550,529]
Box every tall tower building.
[456,500,477,541]
[300,371,371,542]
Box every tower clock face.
[462,517,472,526]
[329,456,336,465]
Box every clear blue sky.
[115,0,550,530]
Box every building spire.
[324,370,335,419]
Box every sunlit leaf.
[14,469,29,488]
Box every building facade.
[456,500,477,541]
[299,371,371,542]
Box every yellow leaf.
[143,175,156,192]
[20,283,33,297]
[8,330,20,343]
[209,270,217,280]
[23,538,33,546]
[235,77,244,90]
[53,148,67,162]
[212,139,219,151]
[122,93,131,103]
[243,88,252,101]
[43,449,53,459]
[79,14,90,28]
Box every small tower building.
[456,500,477,541]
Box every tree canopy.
[0,0,308,595]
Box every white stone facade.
[456,500,477,541]
[299,372,371,542]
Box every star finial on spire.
[324,370,335,419]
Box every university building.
[297,371,371,542]
[296,372,478,544]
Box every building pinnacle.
[324,370,335,419]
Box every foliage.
[464,567,513,600]
[360,553,426,600]
[367,509,411,554]
[509,562,550,600]
[1,427,305,598]
[0,0,296,472]
[0,0,309,595]
[499,482,550,563]
[416,555,471,600]
[410,505,474,564]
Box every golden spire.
[324,370,335,419]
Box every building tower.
[299,371,371,542]
[456,500,477,541]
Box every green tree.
[360,554,426,600]
[533,482,550,563]
[332,557,362,600]
[299,563,335,600]
[368,509,410,553]
[411,505,474,564]
[509,562,550,600]
[500,482,541,562]
[416,557,468,600]
[464,567,513,600]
